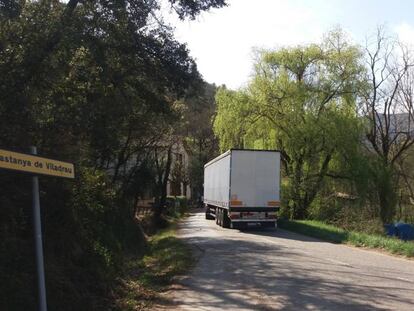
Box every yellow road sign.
[0,149,74,178]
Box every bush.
[166,196,188,217]
[0,167,147,310]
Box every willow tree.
[214,30,365,219]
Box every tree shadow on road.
[240,226,333,243]
[155,226,414,311]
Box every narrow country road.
[157,210,414,310]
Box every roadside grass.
[139,223,194,290]
[279,219,414,258]
[115,217,194,310]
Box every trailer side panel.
[203,151,231,208]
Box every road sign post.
[30,146,47,311]
[0,147,74,311]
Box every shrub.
[166,196,188,217]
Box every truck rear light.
[230,213,240,219]
[242,212,253,216]
[230,200,243,206]
[267,201,280,207]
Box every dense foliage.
[0,0,224,309]
[214,29,414,227]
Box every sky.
[166,0,414,90]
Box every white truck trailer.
[204,149,281,229]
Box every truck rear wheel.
[205,206,214,220]
[205,212,214,220]
[215,208,220,225]
[218,209,223,227]
[222,210,230,228]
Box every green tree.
[361,27,414,223]
[0,0,227,309]
[182,82,219,200]
[214,30,365,219]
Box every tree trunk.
[293,201,308,220]
[153,146,173,225]
[291,156,306,219]
[376,165,397,224]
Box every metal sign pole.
[30,146,47,311]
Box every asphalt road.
[158,210,414,311]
